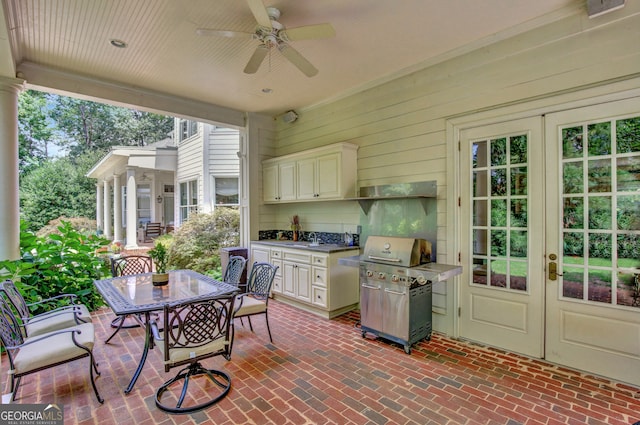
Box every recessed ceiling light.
[110,39,127,48]
[262,88,273,94]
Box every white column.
[96,184,104,233]
[0,77,25,260]
[125,168,138,249]
[113,174,122,242]
[103,180,112,239]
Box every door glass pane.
[588,196,611,230]
[471,133,529,292]
[588,122,611,156]
[588,159,611,192]
[560,115,640,309]
[563,126,583,159]
[472,141,488,167]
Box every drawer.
[282,250,312,264]
[270,249,282,259]
[312,286,327,308]
[312,255,328,267]
[312,266,327,287]
[272,276,282,294]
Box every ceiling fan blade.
[246,0,272,29]
[281,24,336,41]
[196,28,254,38]
[244,45,269,74]
[278,44,318,77]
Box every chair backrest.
[145,222,162,238]
[0,295,25,352]
[111,255,153,277]
[223,256,248,285]
[159,295,235,371]
[0,280,30,321]
[246,262,279,300]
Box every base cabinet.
[251,243,359,318]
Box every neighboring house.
[86,120,239,249]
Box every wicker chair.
[0,279,91,337]
[105,255,153,343]
[223,255,248,286]
[0,296,103,403]
[151,294,236,413]
[230,262,278,354]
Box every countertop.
[252,240,361,254]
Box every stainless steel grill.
[359,236,435,354]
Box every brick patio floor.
[2,299,640,425]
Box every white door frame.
[446,78,640,339]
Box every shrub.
[0,220,110,314]
[36,216,98,238]
[168,208,240,276]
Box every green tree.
[18,90,53,174]
[20,152,102,231]
[49,95,173,158]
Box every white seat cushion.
[234,295,266,317]
[12,322,95,375]
[154,334,228,366]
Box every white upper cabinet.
[262,143,357,203]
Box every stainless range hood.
[350,181,437,214]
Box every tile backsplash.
[258,230,359,246]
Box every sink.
[292,244,310,248]
[309,242,321,247]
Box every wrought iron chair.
[230,262,278,354]
[144,222,163,242]
[151,294,236,413]
[105,254,153,343]
[223,255,248,286]
[0,279,91,337]
[0,296,103,403]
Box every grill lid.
[363,236,432,267]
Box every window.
[212,177,239,206]
[179,179,198,221]
[137,184,151,227]
[179,119,198,142]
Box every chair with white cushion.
[0,279,91,337]
[0,295,103,403]
[230,262,278,354]
[151,294,236,413]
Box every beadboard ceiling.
[1,0,582,116]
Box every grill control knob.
[391,275,400,283]
[416,275,427,285]
[377,272,386,280]
[366,270,374,277]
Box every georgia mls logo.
[0,403,64,425]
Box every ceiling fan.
[196,0,335,77]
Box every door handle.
[548,253,562,281]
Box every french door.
[459,117,545,357]
[459,97,640,385]
[544,98,640,385]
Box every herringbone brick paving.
[3,299,640,424]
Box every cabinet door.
[316,152,341,199]
[296,157,317,199]
[271,258,283,294]
[283,261,296,297]
[263,164,279,202]
[279,162,297,201]
[251,246,270,264]
[296,263,311,303]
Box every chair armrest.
[24,305,85,324]
[26,293,79,308]
[4,327,83,350]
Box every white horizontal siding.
[257,5,640,330]
[208,127,240,176]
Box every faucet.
[309,232,319,244]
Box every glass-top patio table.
[94,269,238,394]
